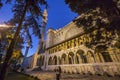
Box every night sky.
[0,0,77,56]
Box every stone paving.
[26,69,120,80]
[27,70,56,80]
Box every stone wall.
[46,63,120,76]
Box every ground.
[7,72,37,80]
[26,69,120,80]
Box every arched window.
[76,50,87,63]
[48,57,52,65]
[36,58,39,66]
[58,57,61,65]
[82,55,87,63]
[101,52,112,62]
[68,52,74,64]
[76,54,79,64]
[87,51,95,63]
[53,56,57,65]
[61,54,67,64]
[42,56,44,65]
[95,45,112,62]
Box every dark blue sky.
[46,0,77,30]
[0,0,77,56]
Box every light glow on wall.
[0,24,13,31]
[0,24,12,28]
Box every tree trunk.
[0,1,28,80]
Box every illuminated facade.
[32,21,120,76]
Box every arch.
[58,57,61,65]
[38,57,41,66]
[87,50,95,63]
[53,56,57,65]
[42,56,45,65]
[48,57,52,65]
[68,52,74,64]
[101,52,112,62]
[76,49,87,63]
[36,58,39,66]
[95,45,112,62]
[76,53,79,64]
[61,53,67,64]
[39,56,42,66]
[39,57,41,66]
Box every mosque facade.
[27,21,120,76]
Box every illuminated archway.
[53,56,57,65]
[95,45,112,62]
[61,53,67,64]
[42,56,45,65]
[68,52,74,64]
[101,52,112,62]
[87,51,95,63]
[58,57,61,65]
[76,49,87,63]
[48,57,52,65]
[36,57,40,66]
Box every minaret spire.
[38,8,48,54]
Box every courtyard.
[26,70,120,80]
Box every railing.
[46,62,120,76]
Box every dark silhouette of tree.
[0,0,3,8]
[0,0,47,80]
[65,0,120,49]
[65,0,120,14]
[65,0,120,31]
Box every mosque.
[26,19,120,76]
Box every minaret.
[40,9,48,53]
[32,9,48,68]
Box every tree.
[65,0,120,49]
[0,0,2,8]
[10,50,23,71]
[0,25,24,51]
[65,0,120,14]
[65,0,120,30]
[68,0,120,27]
[0,25,24,62]
[0,0,47,80]
[10,50,23,65]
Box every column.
[73,54,76,64]
[76,38,78,46]
[71,39,74,47]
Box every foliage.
[114,39,120,48]
[65,0,120,31]
[82,28,117,49]
[0,0,48,80]
[6,0,48,46]
[0,27,24,54]
[65,0,120,49]
[11,50,22,60]
[73,8,110,30]
[0,0,3,8]
[10,50,23,71]
[65,0,120,15]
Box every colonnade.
[48,48,120,65]
[35,28,120,75]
